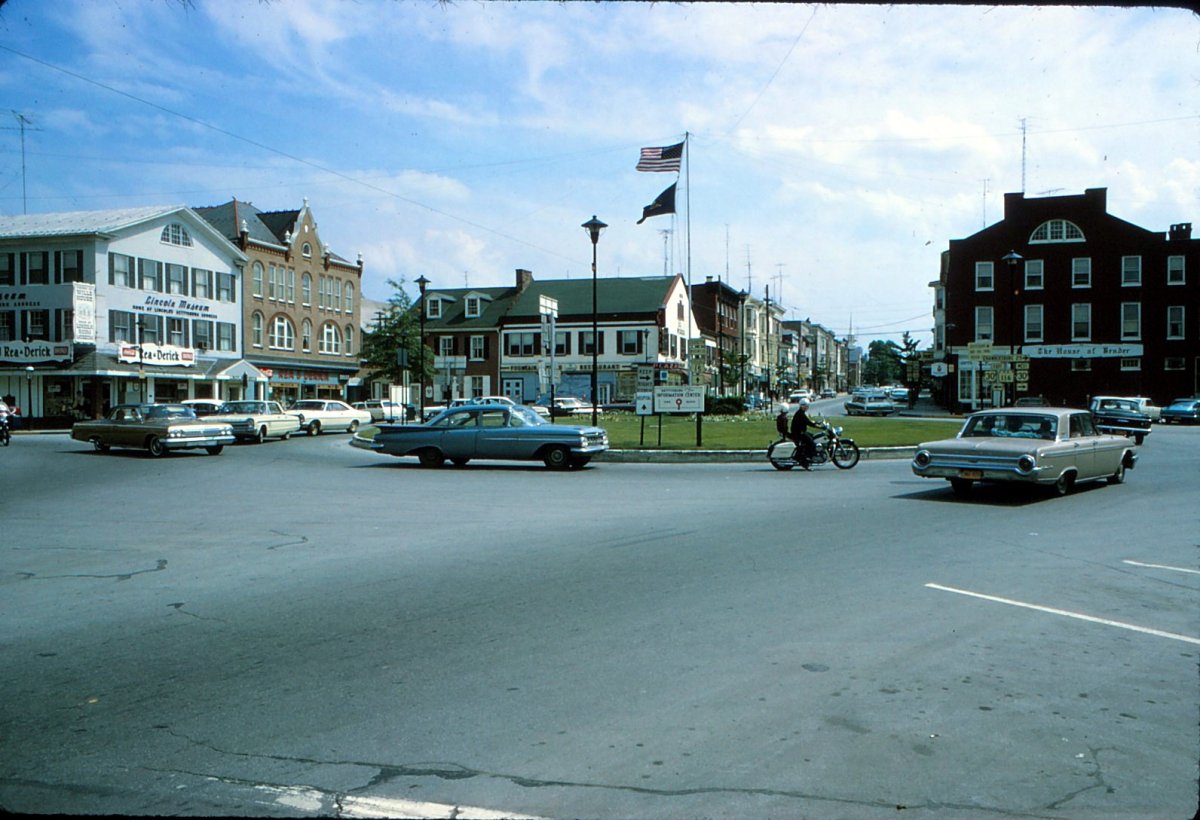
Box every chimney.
[515,268,533,292]
[1169,222,1192,241]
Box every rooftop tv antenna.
[5,112,42,214]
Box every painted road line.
[339,794,545,819]
[1123,559,1200,576]
[925,582,1200,645]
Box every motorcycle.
[0,409,10,447]
[767,418,860,471]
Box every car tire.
[307,420,321,436]
[1053,471,1075,496]
[1107,459,1127,484]
[281,431,291,441]
[568,456,591,469]
[543,445,571,470]
[348,420,359,434]
[1134,433,1144,445]
[417,449,444,468]
[206,445,224,455]
[255,426,267,444]
[949,477,972,498]
[90,438,110,453]
[146,436,168,458]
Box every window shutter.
[483,336,490,359]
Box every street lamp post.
[1002,250,1023,406]
[582,215,607,427]
[24,365,33,427]
[416,275,429,420]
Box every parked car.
[351,403,609,469]
[286,399,372,435]
[820,388,836,399]
[208,400,301,443]
[353,399,407,422]
[1088,397,1152,444]
[1126,397,1162,422]
[71,403,235,457]
[844,394,897,416]
[889,387,910,404]
[540,396,601,418]
[912,407,1137,497]
[1160,397,1200,424]
[181,398,225,417]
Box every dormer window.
[1030,219,1085,244]
[302,242,313,258]
[161,223,193,246]
[427,298,442,319]
[465,296,481,318]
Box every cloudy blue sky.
[2,1,1196,345]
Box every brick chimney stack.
[516,268,533,291]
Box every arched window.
[161,223,193,246]
[302,242,313,258]
[1030,219,1085,244]
[269,315,295,350]
[251,262,264,298]
[302,319,312,352]
[251,311,264,347]
[344,282,354,316]
[319,322,341,355]
[302,273,312,306]
[344,324,354,356]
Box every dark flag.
[637,182,676,224]
[636,141,684,173]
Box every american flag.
[636,141,684,172]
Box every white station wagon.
[912,407,1138,498]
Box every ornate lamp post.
[1002,250,1023,405]
[582,216,607,427]
[416,275,429,420]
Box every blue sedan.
[351,403,609,469]
[1160,398,1200,424]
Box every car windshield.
[963,413,1056,440]
[1097,399,1137,412]
[220,402,265,413]
[292,401,323,410]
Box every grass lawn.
[590,412,964,450]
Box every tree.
[861,339,903,385]
[358,278,432,388]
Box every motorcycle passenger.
[789,398,820,469]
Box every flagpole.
[684,132,694,382]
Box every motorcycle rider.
[789,397,820,469]
[0,397,10,445]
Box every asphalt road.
[1,427,1197,818]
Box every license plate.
[959,469,983,480]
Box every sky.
[1,0,1197,346]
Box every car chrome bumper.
[349,435,382,451]
[166,434,236,450]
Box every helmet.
[796,398,810,409]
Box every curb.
[598,446,916,463]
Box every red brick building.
[933,188,1197,411]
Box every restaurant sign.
[0,340,74,363]
[117,342,196,367]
